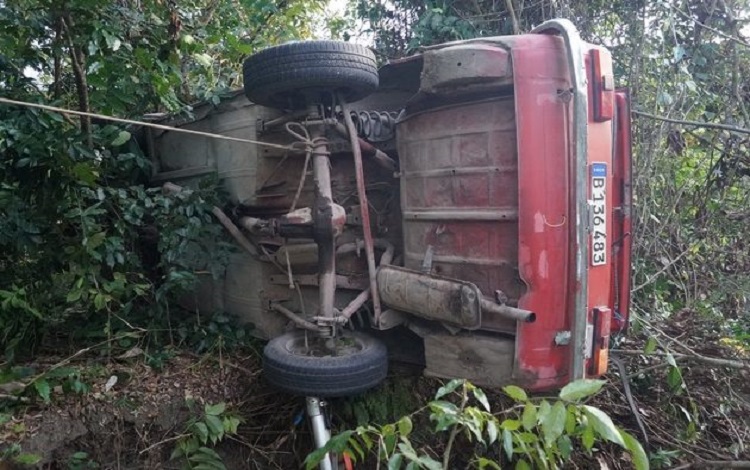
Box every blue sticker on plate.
[591,163,607,178]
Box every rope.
[0,96,296,151]
[283,121,330,213]
[285,122,313,213]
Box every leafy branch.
[305,379,649,470]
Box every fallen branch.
[611,356,650,449]
[634,110,750,135]
[139,433,187,455]
[222,361,261,378]
[0,394,30,403]
[631,249,689,293]
[694,461,750,469]
[613,349,748,369]
[25,333,138,389]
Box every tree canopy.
[0,0,326,359]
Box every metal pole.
[306,397,333,470]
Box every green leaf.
[477,457,502,469]
[181,437,199,455]
[204,415,225,442]
[397,416,413,437]
[397,440,419,461]
[582,424,595,450]
[224,416,240,434]
[500,419,521,431]
[194,53,213,67]
[358,430,374,451]
[657,90,673,106]
[521,403,537,431]
[13,453,42,465]
[387,453,403,470]
[93,293,107,310]
[541,401,566,444]
[66,289,82,302]
[643,336,658,354]
[537,400,551,425]
[169,446,184,460]
[502,429,513,459]
[191,464,225,470]
[665,353,678,367]
[565,405,577,434]
[417,455,443,470]
[205,402,226,416]
[435,378,463,399]
[192,422,209,444]
[303,431,354,470]
[559,379,606,402]
[502,385,528,402]
[582,405,625,447]
[557,434,573,459]
[621,430,649,470]
[472,387,491,412]
[348,438,364,461]
[384,432,397,454]
[195,447,222,459]
[304,448,329,470]
[34,379,51,403]
[188,453,223,467]
[515,459,531,470]
[667,366,683,391]
[111,130,131,147]
[486,418,498,445]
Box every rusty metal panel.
[397,97,522,333]
[422,332,515,387]
[420,44,512,93]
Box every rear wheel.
[263,330,388,397]
[242,40,379,109]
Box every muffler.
[377,266,535,329]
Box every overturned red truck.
[147,20,632,396]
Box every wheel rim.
[282,333,366,358]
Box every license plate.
[590,163,607,266]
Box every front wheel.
[242,40,379,109]
[262,330,388,397]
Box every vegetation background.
[0,0,749,468]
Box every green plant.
[67,451,99,469]
[0,443,42,467]
[170,401,242,470]
[305,379,648,470]
[0,0,332,366]
[340,376,423,426]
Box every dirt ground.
[1,314,749,469]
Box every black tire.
[243,40,379,109]
[263,330,388,397]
